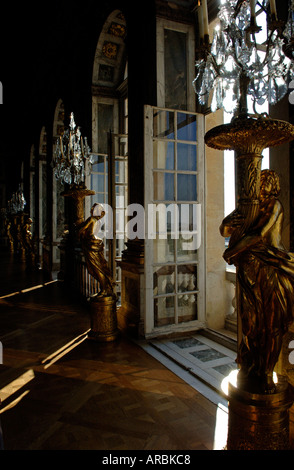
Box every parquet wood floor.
[0,252,223,451]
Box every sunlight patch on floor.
[0,369,35,411]
[213,403,228,450]
[41,331,90,369]
[0,279,58,299]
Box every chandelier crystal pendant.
[193,0,294,116]
[53,112,95,187]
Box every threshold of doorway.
[137,328,238,410]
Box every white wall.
[205,109,232,330]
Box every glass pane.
[177,234,198,261]
[154,172,174,201]
[118,135,128,156]
[153,141,174,170]
[116,238,125,257]
[91,173,105,193]
[95,193,105,204]
[97,104,113,154]
[153,237,175,263]
[153,266,175,296]
[154,296,175,327]
[116,208,125,237]
[177,143,197,171]
[178,294,197,323]
[164,29,187,110]
[97,174,105,192]
[179,203,199,233]
[178,264,197,292]
[91,154,105,173]
[115,160,126,183]
[177,174,197,201]
[177,113,197,141]
[178,203,200,260]
[151,203,178,237]
[153,109,175,139]
[115,186,127,205]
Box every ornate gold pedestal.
[88,295,120,342]
[227,376,294,450]
[62,187,96,227]
[60,186,95,283]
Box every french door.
[144,105,206,337]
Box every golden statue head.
[260,169,280,198]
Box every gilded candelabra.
[53,113,95,284]
[194,0,294,450]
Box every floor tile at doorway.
[145,334,238,399]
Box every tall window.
[29,145,36,235]
[90,94,128,300]
[52,100,65,270]
[38,127,47,257]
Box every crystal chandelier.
[193,0,294,116]
[8,185,26,214]
[53,112,94,186]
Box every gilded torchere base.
[227,375,294,450]
[88,295,120,342]
[62,186,96,227]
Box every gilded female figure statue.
[78,203,116,298]
[22,216,35,257]
[220,170,294,393]
[5,218,14,251]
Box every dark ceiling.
[0,1,221,163]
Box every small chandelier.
[53,112,94,186]
[193,0,294,116]
[8,185,26,214]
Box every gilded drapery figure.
[22,216,35,260]
[78,203,116,298]
[220,170,294,393]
